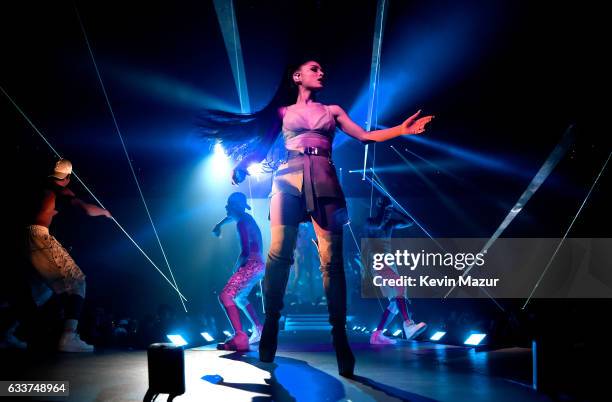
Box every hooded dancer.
[25,159,111,352]
[365,197,427,345]
[200,59,434,376]
[213,192,265,351]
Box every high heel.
[258,317,279,362]
[332,328,355,377]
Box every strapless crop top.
[281,103,336,142]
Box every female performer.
[200,59,433,377]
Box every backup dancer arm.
[65,189,111,218]
[330,106,434,143]
[212,216,233,237]
[387,206,414,230]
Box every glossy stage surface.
[1,330,547,402]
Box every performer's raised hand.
[400,110,434,135]
[212,224,222,237]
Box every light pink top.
[282,103,335,151]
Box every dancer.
[365,197,427,345]
[213,192,265,351]
[200,59,433,376]
[25,159,111,352]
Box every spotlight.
[247,162,263,176]
[430,331,446,341]
[166,334,187,347]
[213,142,225,155]
[393,329,402,337]
[223,330,232,337]
[200,332,214,342]
[464,333,487,346]
[211,143,230,172]
[352,326,358,330]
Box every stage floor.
[0,331,549,402]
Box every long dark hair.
[197,59,318,167]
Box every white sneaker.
[370,330,397,345]
[403,320,427,340]
[249,325,263,344]
[58,332,94,352]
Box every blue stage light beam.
[404,134,524,176]
[347,161,464,175]
[444,125,576,301]
[2,86,187,302]
[401,147,466,183]
[213,0,250,113]
[430,331,446,341]
[166,334,188,347]
[362,0,388,180]
[337,3,502,150]
[74,6,187,312]
[107,65,237,112]
[390,145,478,231]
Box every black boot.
[332,327,355,378]
[318,232,356,377]
[259,315,280,362]
[258,225,297,363]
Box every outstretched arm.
[212,216,233,237]
[63,188,111,218]
[330,105,434,143]
[384,206,414,230]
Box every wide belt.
[287,147,331,159]
[282,147,331,213]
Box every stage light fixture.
[223,330,232,337]
[166,335,188,347]
[211,143,230,173]
[200,332,214,342]
[430,331,446,341]
[393,329,402,336]
[464,333,487,346]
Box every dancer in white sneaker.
[213,192,265,351]
[25,159,111,352]
[365,197,427,345]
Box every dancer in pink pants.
[213,192,265,351]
